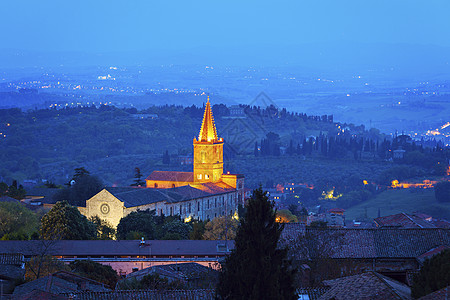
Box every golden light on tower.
[193,96,224,183]
[198,96,219,142]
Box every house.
[281,224,450,285]
[121,262,218,289]
[374,212,440,228]
[228,105,246,118]
[326,208,345,228]
[319,271,411,300]
[12,271,109,299]
[0,253,25,294]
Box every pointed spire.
[198,96,218,142]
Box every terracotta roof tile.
[320,271,411,300]
[146,171,193,182]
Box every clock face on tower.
[100,203,110,215]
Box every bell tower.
[193,96,224,183]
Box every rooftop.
[281,226,450,259]
[0,240,235,257]
[320,271,411,300]
[146,171,194,182]
[374,213,437,229]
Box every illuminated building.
[82,97,245,227]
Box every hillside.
[345,188,450,220]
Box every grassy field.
[345,188,450,221]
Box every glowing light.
[232,210,239,221]
[184,216,192,223]
[363,180,368,185]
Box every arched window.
[170,207,173,216]
[180,204,182,215]
[172,184,175,188]
[154,183,158,188]
[188,203,191,213]
[198,202,200,211]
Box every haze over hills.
[1,42,450,75]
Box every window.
[198,202,200,211]
[222,197,224,206]
[215,198,217,207]
[180,205,182,215]
[188,203,191,213]
[207,200,210,209]
[170,207,173,216]
[154,183,158,188]
[205,174,209,179]
[197,174,202,180]
[230,210,232,215]
[172,184,175,188]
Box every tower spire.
[198,96,218,142]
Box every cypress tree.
[216,187,297,300]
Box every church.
[80,97,245,228]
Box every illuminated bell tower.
[193,96,224,183]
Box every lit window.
[198,174,202,180]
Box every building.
[121,262,218,289]
[374,212,450,229]
[0,240,234,276]
[281,224,450,285]
[12,271,110,299]
[0,253,25,294]
[81,97,244,227]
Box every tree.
[6,181,26,200]
[163,150,170,165]
[131,167,145,187]
[435,181,450,203]
[54,169,104,207]
[116,209,156,240]
[160,218,192,240]
[216,187,297,299]
[412,249,450,298]
[203,216,238,240]
[40,201,96,240]
[70,260,119,289]
[0,202,39,239]
[276,209,298,223]
[89,216,116,240]
[189,220,206,240]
